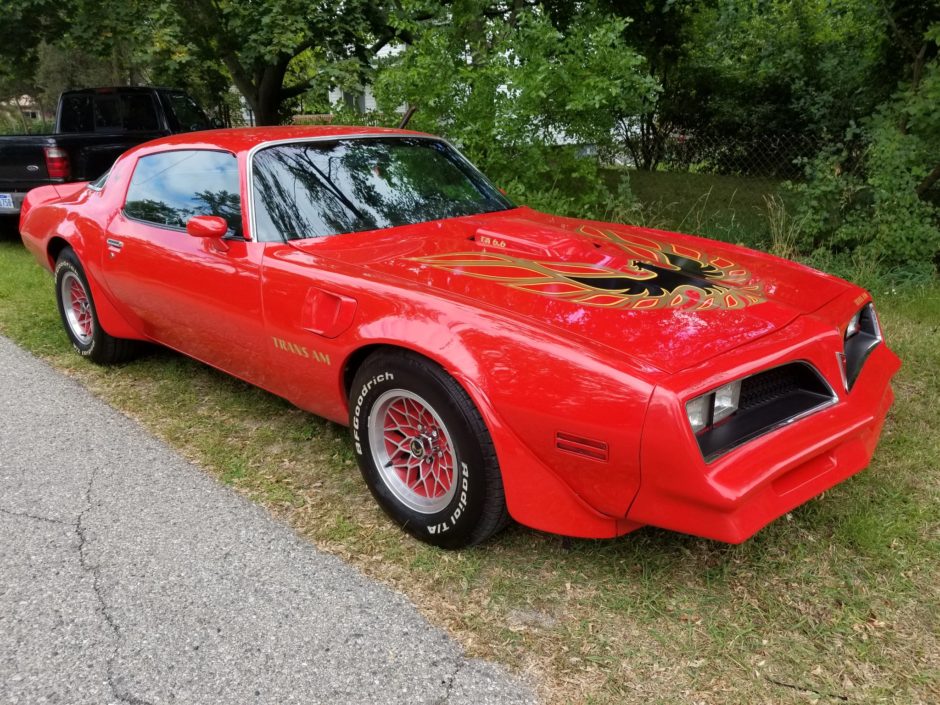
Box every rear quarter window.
[87,169,111,192]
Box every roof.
[60,86,183,95]
[132,125,435,157]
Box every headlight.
[845,310,861,339]
[686,395,711,433]
[713,381,742,423]
[685,380,742,434]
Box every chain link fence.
[609,131,838,248]
[616,130,827,181]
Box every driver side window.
[124,150,242,237]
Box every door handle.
[106,238,123,259]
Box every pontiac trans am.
[19,126,900,548]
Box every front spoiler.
[627,340,900,543]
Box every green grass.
[611,168,788,250]
[1,231,937,704]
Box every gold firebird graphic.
[411,225,765,311]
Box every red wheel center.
[69,281,92,336]
[382,397,454,499]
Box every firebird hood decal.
[290,208,852,373]
[411,226,765,311]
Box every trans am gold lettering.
[271,337,331,365]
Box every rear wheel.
[54,249,137,365]
[350,350,510,548]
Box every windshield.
[251,137,514,241]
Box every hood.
[291,207,852,374]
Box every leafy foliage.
[1,0,938,278]
[372,1,654,217]
[790,23,940,271]
[161,0,397,124]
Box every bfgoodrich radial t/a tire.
[54,249,137,365]
[350,350,509,548]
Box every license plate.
[0,194,13,209]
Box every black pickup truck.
[0,87,213,215]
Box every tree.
[160,0,402,125]
[792,20,940,271]
[0,0,66,126]
[588,0,705,170]
[0,0,67,83]
[0,0,403,126]
[373,1,655,215]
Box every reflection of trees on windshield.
[254,165,312,240]
[252,138,512,241]
[125,189,242,236]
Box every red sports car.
[19,126,900,548]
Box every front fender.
[263,244,655,536]
[346,302,655,535]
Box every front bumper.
[627,301,901,543]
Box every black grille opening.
[738,364,831,412]
[843,304,881,390]
[697,363,835,462]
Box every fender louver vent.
[555,432,609,462]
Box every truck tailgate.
[0,137,52,186]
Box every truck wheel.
[54,249,136,365]
[350,350,510,548]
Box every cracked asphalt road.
[0,335,537,705]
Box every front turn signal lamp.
[686,380,742,434]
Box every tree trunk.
[917,163,940,199]
[13,96,30,134]
[240,61,290,126]
[253,98,280,126]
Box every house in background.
[0,95,47,133]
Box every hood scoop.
[471,220,608,262]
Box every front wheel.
[350,350,509,548]
[54,249,137,365]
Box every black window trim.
[246,133,510,244]
[122,147,244,238]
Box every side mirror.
[187,215,228,239]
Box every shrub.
[790,25,940,274]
